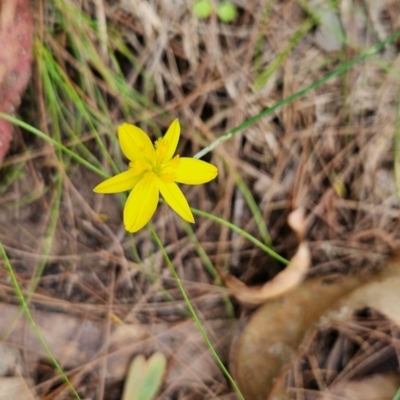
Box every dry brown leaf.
[221,208,311,305]
[231,257,400,400]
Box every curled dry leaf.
[231,257,400,400]
[221,208,311,305]
[0,0,34,164]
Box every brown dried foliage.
[1,0,400,399]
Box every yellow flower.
[94,119,218,232]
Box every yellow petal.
[93,170,142,193]
[123,173,159,232]
[118,123,155,167]
[174,158,218,185]
[159,181,194,223]
[156,119,180,164]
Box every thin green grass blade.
[27,174,62,296]
[194,30,400,160]
[1,175,62,346]
[149,226,245,400]
[0,113,108,178]
[39,43,119,173]
[182,222,235,319]
[0,163,24,195]
[253,0,274,76]
[192,208,289,265]
[253,18,314,89]
[233,172,272,246]
[0,242,81,400]
[181,222,219,282]
[38,46,104,169]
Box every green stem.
[149,226,245,400]
[0,113,108,178]
[194,30,400,160]
[0,242,81,400]
[191,207,289,265]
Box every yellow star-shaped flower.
[94,119,218,232]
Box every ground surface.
[1,0,400,399]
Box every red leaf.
[0,0,34,164]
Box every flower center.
[152,166,161,175]
[129,146,180,184]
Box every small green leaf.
[122,353,167,400]
[217,1,237,23]
[193,0,212,19]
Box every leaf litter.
[1,0,400,399]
